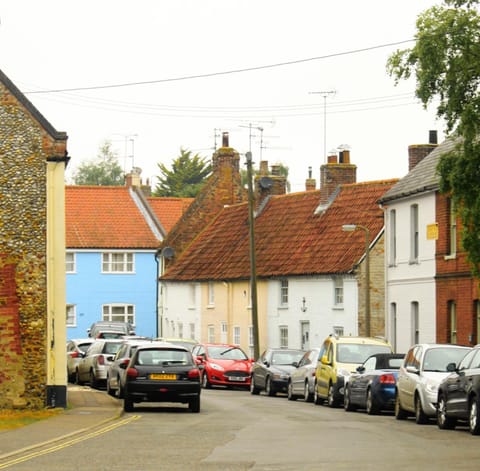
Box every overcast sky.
[1,0,444,192]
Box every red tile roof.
[161,180,397,280]
[147,197,193,233]
[66,186,162,249]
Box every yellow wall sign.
[426,223,438,240]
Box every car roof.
[327,336,391,346]
[411,343,471,350]
[135,341,190,352]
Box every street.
[5,387,480,470]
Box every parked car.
[314,335,393,407]
[122,342,201,412]
[250,348,305,397]
[192,343,253,389]
[343,353,405,414]
[87,321,135,339]
[66,338,94,383]
[437,345,480,434]
[156,337,198,351]
[287,348,321,402]
[75,339,124,388]
[106,338,153,398]
[395,343,471,424]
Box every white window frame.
[333,325,344,337]
[410,204,419,263]
[333,277,343,306]
[189,323,196,340]
[279,325,288,348]
[389,209,397,266]
[102,252,134,273]
[448,199,457,257]
[220,321,227,343]
[449,301,457,344]
[102,303,135,326]
[208,282,215,306]
[280,279,289,306]
[66,252,76,273]
[66,304,76,327]
[178,322,184,339]
[411,301,419,344]
[208,324,215,343]
[189,283,196,308]
[233,326,241,345]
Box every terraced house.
[159,136,397,356]
[0,69,68,408]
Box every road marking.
[0,415,141,469]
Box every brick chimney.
[254,161,286,210]
[305,166,316,191]
[320,147,356,204]
[408,130,438,171]
[125,167,142,188]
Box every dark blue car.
[344,353,405,415]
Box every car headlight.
[210,363,224,372]
[425,380,438,395]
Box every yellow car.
[314,335,393,407]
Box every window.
[220,321,227,343]
[102,252,134,273]
[449,301,457,344]
[178,322,183,339]
[102,304,135,325]
[208,324,215,343]
[248,326,254,358]
[390,303,397,353]
[333,277,343,305]
[66,304,76,326]
[280,279,288,306]
[411,301,419,344]
[410,204,419,263]
[189,323,196,340]
[208,282,214,305]
[333,326,344,337]
[448,199,457,257]
[189,283,196,306]
[279,326,288,348]
[66,252,76,273]
[233,326,240,345]
[389,209,397,265]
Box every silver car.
[75,339,124,388]
[66,338,94,383]
[287,348,321,402]
[395,343,471,424]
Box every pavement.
[0,385,123,458]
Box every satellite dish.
[259,177,273,190]
[162,247,175,259]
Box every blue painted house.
[65,173,192,339]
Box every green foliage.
[388,0,480,275]
[154,148,211,197]
[73,141,125,186]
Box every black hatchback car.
[437,345,480,434]
[122,343,201,413]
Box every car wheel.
[469,396,480,435]
[314,383,323,405]
[89,370,98,389]
[250,376,260,395]
[287,381,296,401]
[202,372,212,389]
[327,383,339,408]
[395,394,408,420]
[304,381,313,403]
[344,385,356,412]
[437,394,456,430]
[265,377,276,397]
[366,388,378,415]
[124,395,134,412]
[415,395,428,424]
[75,369,84,386]
[189,396,201,413]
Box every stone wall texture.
[0,81,57,408]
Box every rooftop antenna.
[309,90,336,164]
[239,120,275,154]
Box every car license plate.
[229,376,246,382]
[150,374,176,380]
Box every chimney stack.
[408,130,439,171]
[305,166,316,191]
[320,147,356,204]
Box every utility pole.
[309,90,336,163]
[246,151,260,359]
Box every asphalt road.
[5,388,480,470]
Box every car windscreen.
[208,346,248,360]
[271,350,304,365]
[136,349,192,366]
[423,347,470,372]
[337,344,391,364]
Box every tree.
[387,0,480,275]
[154,148,212,197]
[73,140,125,186]
[240,162,291,192]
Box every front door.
[301,321,310,350]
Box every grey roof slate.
[379,138,459,203]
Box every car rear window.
[137,349,192,366]
[103,343,122,355]
[337,344,391,364]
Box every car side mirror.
[446,362,457,372]
[292,361,299,368]
[119,362,128,370]
[263,360,270,368]
[406,365,419,375]
[356,366,365,373]
[320,355,330,366]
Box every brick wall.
[0,77,66,409]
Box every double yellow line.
[0,415,140,469]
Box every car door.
[316,340,333,398]
[254,350,270,389]
[398,346,422,412]
[290,350,311,395]
[447,349,479,415]
[350,355,377,405]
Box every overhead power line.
[25,39,414,95]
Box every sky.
[1,0,445,192]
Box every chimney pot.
[222,132,229,147]
[429,130,438,144]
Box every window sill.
[332,305,344,311]
[444,254,456,260]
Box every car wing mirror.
[356,366,365,373]
[446,362,457,372]
[406,365,419,375]
[320,355,330,366]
